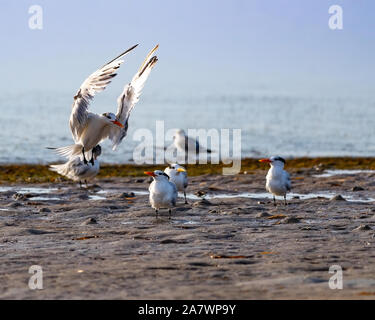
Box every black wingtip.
[102,44,139,68]
[138,55,158,77]
[121,43,139,56]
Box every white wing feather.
[108,45,159,150]
[69,45,138,142]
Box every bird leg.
[184,191,188,204]
[155,209,159,218]
[82,147,88,164]
[284,195,287,206]
[79,181,83,188]
[273,196,276,207]
[90,150,95,165]
[168,209,172,219]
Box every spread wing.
[108,45,159,150]
[69,44,138,142]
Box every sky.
[0,0,374,98]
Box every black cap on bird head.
[92,145,102,156]
[271,156,286,164]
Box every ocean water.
[0,89,374,164]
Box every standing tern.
[54,44,158,163]
[164,163,188,204]
[173,129,212,157]
[49,145,102,187]
[144,170,177,218]
[259,156,291,206]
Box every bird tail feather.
[49,163,68,176]
[47,144,83,159]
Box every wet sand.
[1,164,375,299]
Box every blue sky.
[1,0,374,97]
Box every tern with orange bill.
[259,156,291,206]
[164,164,188,204]
[53,44,159,164]
[144,170,178,218]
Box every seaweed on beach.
[1,157,375,183]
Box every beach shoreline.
[0,158,375,299]
[1,157,375,184]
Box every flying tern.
[54,44,158,163]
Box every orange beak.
[259,158,271,163]
[144,171,156,177]
[112,120,124,128]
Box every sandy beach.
[1,158,375,299]
[2,0,374,305]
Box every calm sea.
[0,89,374,164]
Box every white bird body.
[173,129,212,155]
[173,131,190,153]
[149,179,177,210]
[260,156,291,205]
[145,170,177,217]
[76,114,112,152]
[164,164,188,203]
[164,165,187,191]
[54,44,158,161]
[49,145,102,186]
[266,165,291,196]
[49,157,99,182]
